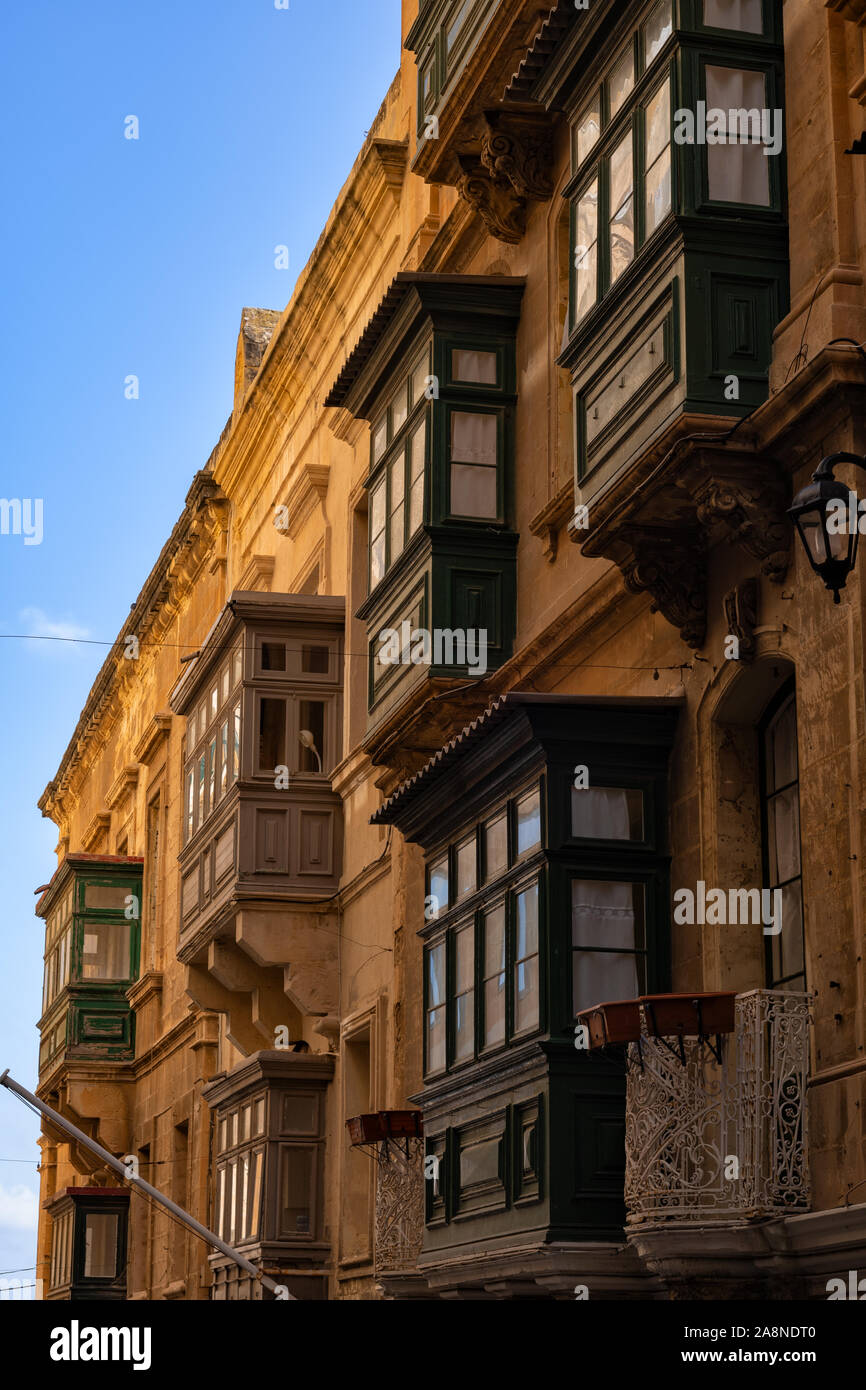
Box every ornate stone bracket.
[621,528,707,649]
[681,456,791,584]
[456,112,553,244]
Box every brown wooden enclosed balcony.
[170,593,344,1048]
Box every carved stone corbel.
[687,465,790,583]
[455,112,553,244]
[456,156,526,243]
[620,527,707,649]
[723,577,759,665]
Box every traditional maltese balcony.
[624,989,811,1227]
[170,592,345,1049]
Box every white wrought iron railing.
[625,989,811,1226]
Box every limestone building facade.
[30,0,866,1299]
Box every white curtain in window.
[704,0,762,33]
[705,65,770,205]
[572,879,639,1013]
[571,787,632,839]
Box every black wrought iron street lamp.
[788,452,864,603]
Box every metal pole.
[0,1068,295,1300]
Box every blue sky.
[0,0,400,1290]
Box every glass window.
[221,663,230,704]
[81,920,129,980]
[762,689,805,991]
[197,753,206,827]
[482,904,506,1049]
[450,411,498,518]
[301,645,329,674]
[280,1148,313,1235]
[426,941,447,1072]
[704,0,763,32]
[208,736,217,810]
[83,1212,118,1279]
[409,419,426,535]
[299,700,326,772]
[571,786,645,840]
[248,1149,263,1239]
[609,131,635,283]
[608,46,634,120]
[514,883,540,1034]
[262,642,286,671]
[391,380,409,435]
[576,98,601,166]
[258,698,286,772]
[705,66,770,205]
[220,721,228,798]
[455,835,476,901]
[232,703,241,781]
[446,0,473,53]
[571,879,646,1015]
[389,454,405,563]
[232,644,243,688]
[645,0,673,62]
[429,857,449,918]
[253,1097,266,1136]
[644,77,671,237]
[484,812,508,881]
[210,685,218,721]
[452,348,497,384]
[411,353,430,407]
[516,788,541,855]
[454,925,475,1061]
[370,479,386,588]
[372,416,387,463]
[574,179,599,324]
[187,710,196,748]
[186,770,194,841]
[83,883,129,910]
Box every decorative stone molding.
[133,713,172,767]
[81,811,111,853]
[621,527,707,649]
[456,112,553,244]
[529,481,574,563]
[127,971,164,1011]
[370,139,409,205]
[684,457,790,583]
[723,578,759,665]
[235,553,275,592]
[276,462,330,540]
[106,764,140,812]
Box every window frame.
[759,679,806,992]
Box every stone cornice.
[81,811,111,852]
[133,713,173,767]
[39,474,229,826]
[106,764,140,812]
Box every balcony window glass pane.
[221,663,230,704]
[301,645,329,674]
[429,858,448,918]
[186,770,194,841]
[198,700,208,739]
[426,941,446,1072]
[229,1158,237,1242]
[217,1165,226,1239]
[83,1213,118,1278]
[211,685,218,721]
[197,753,206,826]
[451,410,497,466]
[645,145,671,236]
[516,788,541,855]
[262,642,286,671]
[81,919,129,980]
[574,180,598,323]
[450,463,498,519]
[646,79,670,168]
[411,353,430,407]
[389,454,405,563]
[609,133,635,282]
[571,786,645,840]
[253,1097,265,1136]
[370,479,386,586]
[283,1095,318,1132]
[705,66,770,205]
[451,349,497,384]
[249,1149,263,1238]
[209,737,216,810]
[392,380,409,434]
[703,0,762,32]
[280,1148,313,1235]
[232,704,241,781]
[220,721,228,797]
[576,98,601,165]
[259,698,286,772]
[446,0,472,53]
[514,884,540,1034]
[482,905,506,1048]
[409,419,426,535]
[454,926,475,1062]
[188,711,196,748]
[299,700,326,772]
[645,0,673,62]
[571,879,646,1014]
[484,812,508,881]
[608,46,634,120]
[455,836,476,901]
[372,416,387,463]
[83,883,128,910]
[232,644,243,688]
